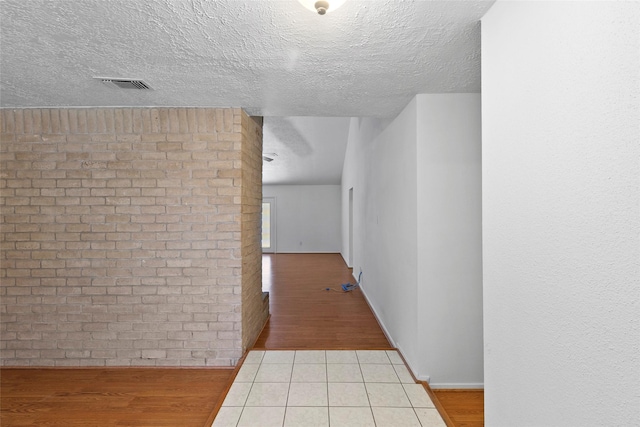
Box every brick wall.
[0,107,266,366]
[241,116,269,351]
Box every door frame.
[262,197,276,253]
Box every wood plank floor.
[1,253,483,426]
[0,368,233,427]
[254,254,483,427]
[253,253,392,349]
[433,389,485,427]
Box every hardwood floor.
[433,389,485,427]
[1,253,483,426]
[253,254,483,427]
[253,253,392,349]
[0,368,233,427]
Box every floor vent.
[96,78,152,90]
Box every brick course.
[241,116,269,350]
[0,108,267,366]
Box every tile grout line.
[239,352,261,427]
[284,356,295,427]
[325,351,331,427]
[218,350,442,427]
[357,351,377,427]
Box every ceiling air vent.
[96,77,152,90]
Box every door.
[262,197,276,253]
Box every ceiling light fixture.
[298,0,346,15]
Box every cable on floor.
[323,271,362,293]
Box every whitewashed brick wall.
[240,116,268,350]
[0,107,266,366]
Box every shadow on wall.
[263,117,314,158]
[358,116,394,144]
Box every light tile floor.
[212,350,446,427]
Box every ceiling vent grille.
[96,78,152,90]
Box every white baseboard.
[360,286,422,383]
[272,251,340,254]
[360,284,484,390]
[429,383,484,389]
[339,252,352,268]
[394,342,418,378]
[358,284,396,348]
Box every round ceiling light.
[297,0,347,15]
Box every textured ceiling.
[1,0,494,184]
[0,0,493,117]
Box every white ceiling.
[0,0,494,184]
[263,116,351,185]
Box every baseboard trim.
[358,284,396,349]
[246,314,271,354]
[271,251,341,254]
[339,252,353,269]
[359,285,424,384]
[359,286,423,386]
[359,284,484,392]
[429,383,484,389]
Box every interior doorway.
[262,197,276,253]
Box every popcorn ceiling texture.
[0,0,493,117]
[0,107,267,367]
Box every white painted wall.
[263,185,341,253]
[416,94,483,388]
[365,100,419,369]
[342,95,483,387]
[482,1,639,425]
[341,117,392,270]
[341,103,419,369]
